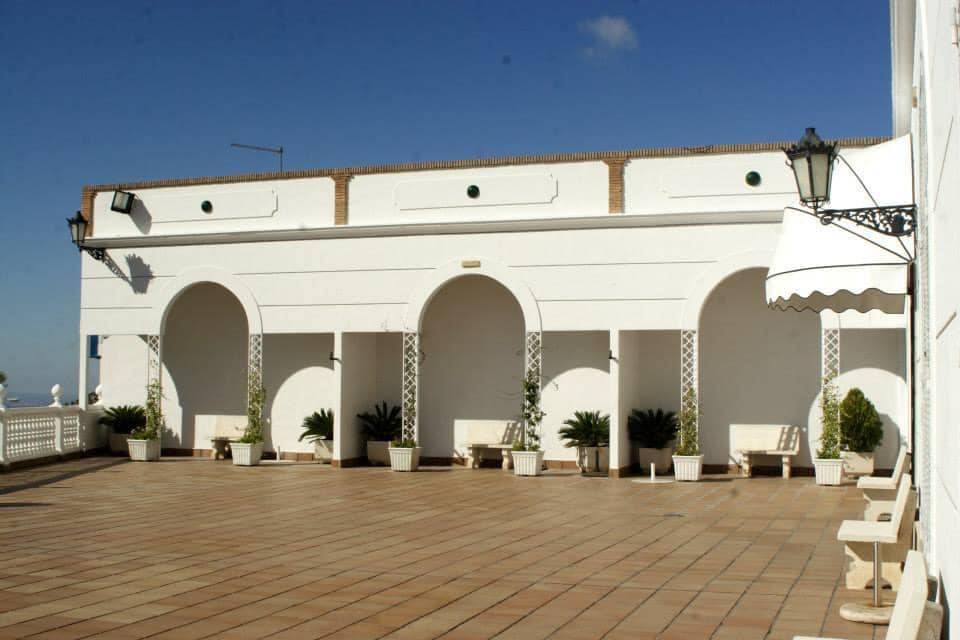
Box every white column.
[0,384,7,464]
[608,330,622,477]
[78,334,89,410]
[51,384,64,454]
[332,331,344,462]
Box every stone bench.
[794,550,942,640]
[204,415,247,460]
[731,424,800,478]
[858,448,910,521]
[454,420,520,470]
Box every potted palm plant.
[128,382,162,461]
[814,375,844,485]
[232,373,265,466]
[358,402,402,465]
[672,387,703,481]
[839,388,883,477]
[299,409,334,463]
[628,408,677,474]
[512,369,545,476]
[99,405,145,455]
[559,410,610,473]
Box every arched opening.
[699,268,821,469]
[419,275,524,461]
[162,283,249,450]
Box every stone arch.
[680,250,775,330]
[403,258,541,333]
[153,267,262,335]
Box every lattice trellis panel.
[524,332,542,385]
[821,328,840,381]
[146,335,162,392]
[680,330,699,429]
[247,333,263,412]
[401,332,419,441]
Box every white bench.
[858,448,910,521]
[794,550,942,640]
[837,474,915,622]
[206,415,246,460]
[731,424,800,478]
[453,420,519,470]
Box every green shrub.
[98,405,146,435]
[131,380,163,441]
[817,375,841,459]
[391,438,418,448]
[839,388,884,453]
[559,410,610,448]
[515,368,545,451]
[674,387,700,456]
[299,409,334,443]
[240,372,266,444]
[358,402,402,441]
[628,409,677,449]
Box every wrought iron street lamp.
[66,211,105,261]
[784,128,917,237]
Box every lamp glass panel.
[792,155,812,201]
[112,191,132,212]
[810,153,831,201]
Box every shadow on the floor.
[0,502,52,508]
[0,457,127,496]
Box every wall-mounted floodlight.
[111,190,135,214]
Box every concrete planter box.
[638,445,673,474]
[512,450,544,476]
[389,446,420,472]
[127,439,160,461]
[814,458,845,485]
[840,451,875,477]
[109,433,131,455]
[231,442,263,466]
[578,446,609,473]
[314,439,333,463]
[672,455,704,481]
[367,440,390,466]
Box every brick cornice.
[603,158,627,214]
[332,173,352,226]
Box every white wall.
[98,334,148,407]
[339,333,379,461]
[419,275,524,459]
[541,331,611,463]
[264,333,335,456]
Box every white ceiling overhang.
[766,135,914,314]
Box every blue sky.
[0,1,891,397]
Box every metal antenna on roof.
[230,142,284,172]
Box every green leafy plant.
[240,371,266,444]
[515,368,544,451]
[839,388,884,453]
[817,375,841,459]
[628,409,678,449]
[358,402,402,441]
[675,387,700,456]
[98,405,146,435]
[131,380,163,440]
[559,410,610,448]
[299,409,334,443]
[0,371,6,385]
[391,437,417,448]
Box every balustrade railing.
[0,384,104,466]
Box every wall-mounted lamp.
[110,190,135,214]
[66,211,105,261]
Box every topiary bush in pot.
[839,387,884,477]
[628,408,677,474]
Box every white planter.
[367,440,390,466]
[578,446,609,473]
[638,446,673,474]
[840,451,875,477]
[127,439,160,461]
[814,458,845,485]
[512,450,545,476]
[314,439,333,463]
[672,455,704,481]
[389,446,421,472]
[231,442,263,466]
[109,433,131,454]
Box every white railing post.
[50,384,64,455]
[0,383,7,465]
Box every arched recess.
[153,267,262,336]
[680,250,775,330]
[400,259,542,443]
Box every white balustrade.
[0,383,104,466]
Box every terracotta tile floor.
[0,458,887,639]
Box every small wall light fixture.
[66,211,105,261]
[201,200,213,213]
[110,190,135,214]
[745,171,762,187]
[466,184,480,199]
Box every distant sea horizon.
[2,391,79,407]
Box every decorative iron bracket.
[816,204,916,237]
[84,247,106,261]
